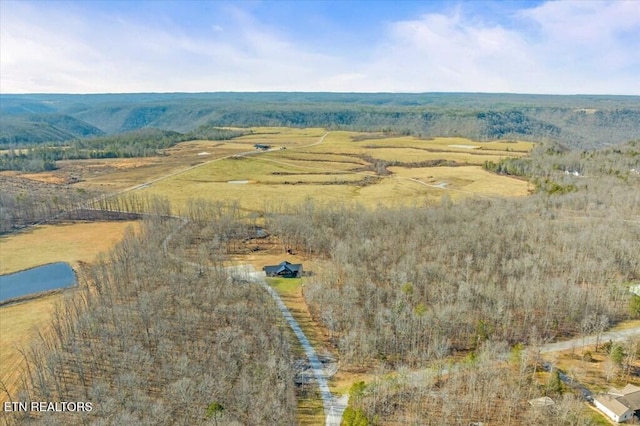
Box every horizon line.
[2,91,639,97]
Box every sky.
[1,0,639,95]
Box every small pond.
[0,262,77,303]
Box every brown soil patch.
[16,172,66,185]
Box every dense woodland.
[5,216,297,425]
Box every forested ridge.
[2,93,638,149]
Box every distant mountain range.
[1,92,639,148]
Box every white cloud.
[354,1,640,94]
[520,0,640,77]
[359,12,535,93]
[1,1,638,94]
[0,1,347,93]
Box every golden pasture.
[134,129,533,213]
[0,293,64,403]
[0,221,139,274]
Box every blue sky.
[1,0,638,94]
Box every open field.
[349,134,534,152]
[0,293,65,404]
[7,128,532,213]
[0,221,139,274]
[363,147,517,164]
[125,129,533,212]
[304,132,533,154]
[388,165,531,199]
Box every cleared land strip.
[237,266,348,426]
[86,132,329,213]
[123,131,328,192]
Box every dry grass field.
[9,128,532,209]
[0,221,139,274]
[7,128,532,214]
[125,128,533,213]
[0,293,64,403]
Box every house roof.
[596,384,640,418]
[263,261,302,275]
[596,394,633,418]
[618,385,640,411]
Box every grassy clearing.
[136,129,531,212]
[274,151,367,165]
[347,133,533,152]
[297,387,325,426]
[232,127,327,149]
[266,277,327,351]
[258,155,367,173]
[388,165,531,198]
[0,221,140,274]
[0,293,64,403]
[145,180,362,214]
[268,277,303,296]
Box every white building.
[594,384,640,423]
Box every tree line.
[0,126,250,172]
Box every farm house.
[263,261,303,278]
